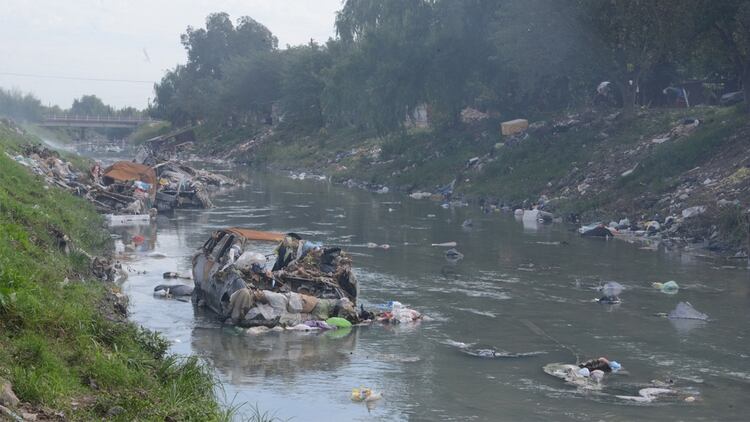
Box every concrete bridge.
[40,114,152,128]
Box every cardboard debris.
[501,119,529,136]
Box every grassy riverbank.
[0,121,225,420]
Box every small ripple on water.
[280,191,314,195]
[476,271,521,284]
[428,286,511,301]
[226,213,270,219]
[358,271,410,291]
[454,307,498,318]
[400,224,430,230]
[346,251,374,258]
[285,229,333,237]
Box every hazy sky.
[0,0,341,109]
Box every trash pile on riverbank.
[6,144,85,193]
[7,137,238,219]
[577,201,749,257]
[7,146,158,216]
[91,161,157,214]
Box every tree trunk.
[619,81,637,115]
[742,66,750,113]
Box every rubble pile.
[6,145,156,215]
[274,242,357,301]
[193,229,423,329]
[90,161,156,215]
[192,229,360,327]
[7,145,85,194]
[129,127,239,212]
[9,140,238,217]
[153,161,237,211]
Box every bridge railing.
[43,114,152,123]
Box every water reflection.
[192,324,358,383]
[111,222,157,253]
[669,318,708,335]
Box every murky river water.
[115,171,750,421]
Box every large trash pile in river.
[191,229,423,330]
[152,161,235,211]
[134,131,237,212]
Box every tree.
[700,0,750,110]
[181,12,236,78]
[576,0,693,113]
[71,95,112,116]
[490,0,598,114]
[426,0,499,126]
[0,88,45,121]
[151,66,191,125]
[153,13,281,126]
[233,16,278,55]
[329,0,433,132]
[280,42,331,128]
[218,52,281,123]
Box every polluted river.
[113,170,749,421]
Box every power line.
[0,71,154,84]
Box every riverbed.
[116,171,749,421]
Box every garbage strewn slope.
[195,106,749,256]
[6,122,237,219]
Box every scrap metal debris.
[8,142,237,218]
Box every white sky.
[0,0,341,109]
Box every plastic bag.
[391,301,422,323]
[600,281,623,297]
[286,292,304,313]
[263,291,288,311]
[660,280,679,294]
[325,317,352,328]
[297,240,322,257]
[235,251,266,272]
[668,301,708,320]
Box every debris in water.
[444,248,464,262]
[652,280,679,294]
[668,302,708,320]
[432,241,457,247]
[597,281,623,304]
[163,272,191,280]
[154,284,194,297]
[351,387,382,402]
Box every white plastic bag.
[235,251,267,272]
[286,292,304,313]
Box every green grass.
[128,120,172,144]
[716,205,750,248]
[243,107,736,202]
[191,121,271,157]
[616,107,745,193]
[1,120,224,420]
